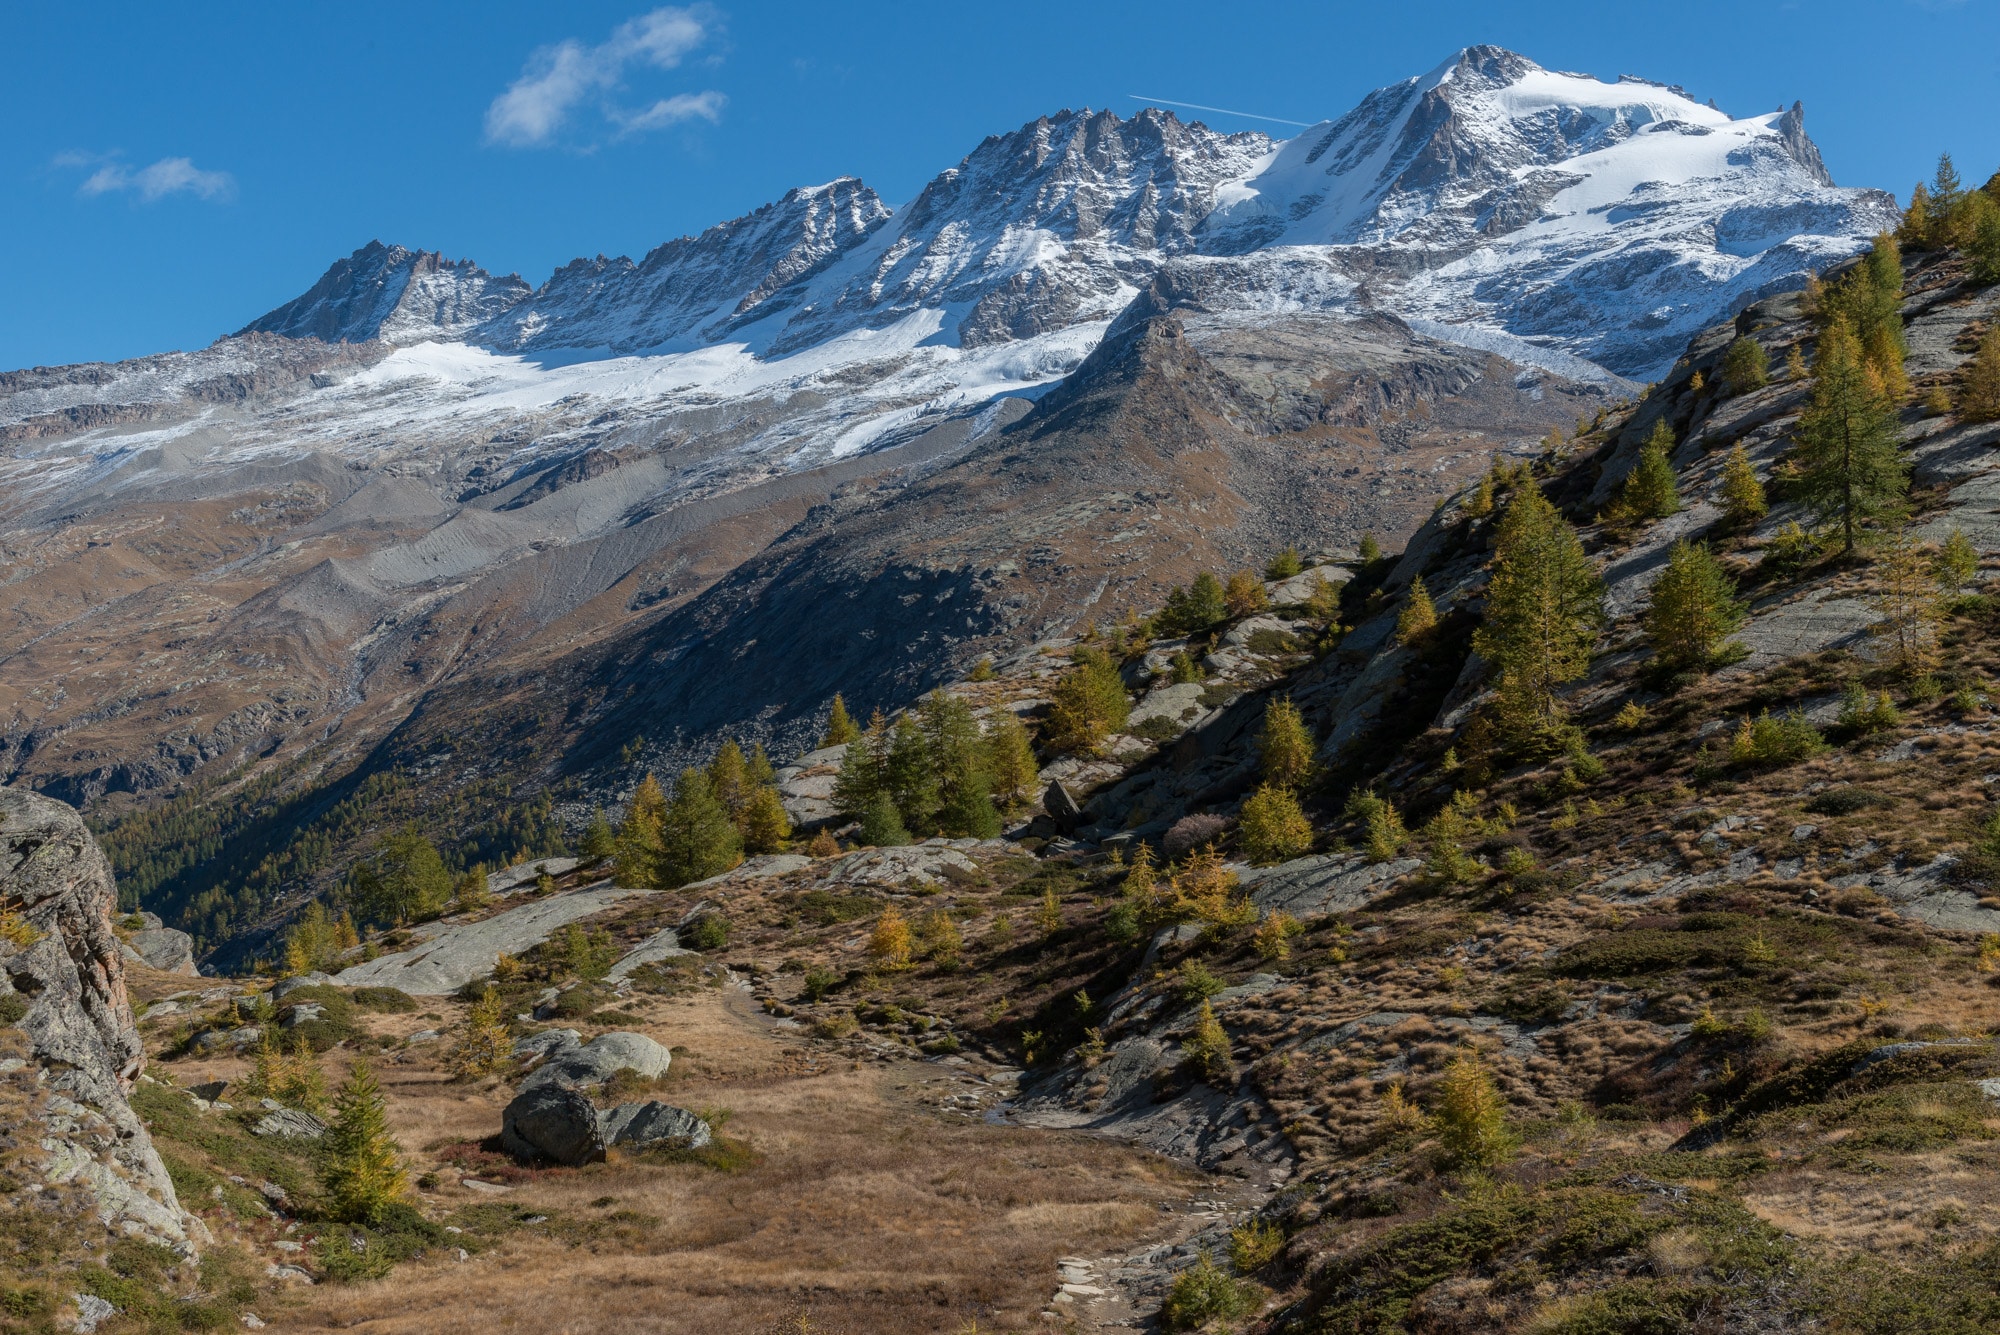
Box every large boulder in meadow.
[500,1082,607,1166]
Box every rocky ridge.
[0,787,199,1253]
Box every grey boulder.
[252,1107,328,1140]
[500,1083,606,1165]
[121,927,198,975]
[271,973,332,1001]
[519,1031,671,1094]
[600,1102,712,1150]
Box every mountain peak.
[237,241,529,347]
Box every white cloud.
[610,90,727,133]
[59,153,235,202]
[485,6,725,148]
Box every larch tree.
[707,740,748,820]
[1394,576,1438,644]
[1643,540,1747,672]
[1224,570,1268,618]
[821,693,860,747]
[615,772,668,889]
[1256,697,1315,790]
[1610,419,1681,524]
[319,1060,408,1225]
[739,784,792,854]
[983,710,1039,810]
[1718,445,1768,528]
[1960,324,2000,423]
[1472,486,1605,751]
[1793,317,1908,553]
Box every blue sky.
[4,0,1995,370]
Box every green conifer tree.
[1721,336,1769,396]
[1794,317,1908,553]
[577,810,616,865]
[1644,540,1748,672]
[1939,527,1980,594]
[1188,571,1227,626]
[1358,533,1383,564]
[859,792,911,847]
[884,715,939,834]
[745,742,776,788]
[319,1060,408,1225]
[1931,152,1964,217]
[657,768,742,889]
[1264,547,1302,580]
[1611,419,1681,524]
[831,711,887,816]
[1473,487,1605,751]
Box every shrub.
[1836,682,1901,735]
[1160,1252,1255,1331]
[1230,1218,1286,1272]
[1164,813,1229,859]
[806,828,840,858]
[868,908,913,969]
[801,966,842,1003]
[1728,710,1826,768]
[1423,805,1478,885]
[1239,784,1312,864]
[685,913,731,952]
[1251,910,1304,962]
[1345,789,1408,862]
[1177,958,1226,1004]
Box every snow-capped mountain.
[1194,46,1892,373]
[235,46,1893,384]
[0,46,1902,825]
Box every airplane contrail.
[1127,95,1313,128]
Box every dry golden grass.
[262,985,1201,1334]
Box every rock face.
[0,787,198,1249]
[122,927,198,976]
[331,885,648,995]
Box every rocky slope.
[0,787,199,1256]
